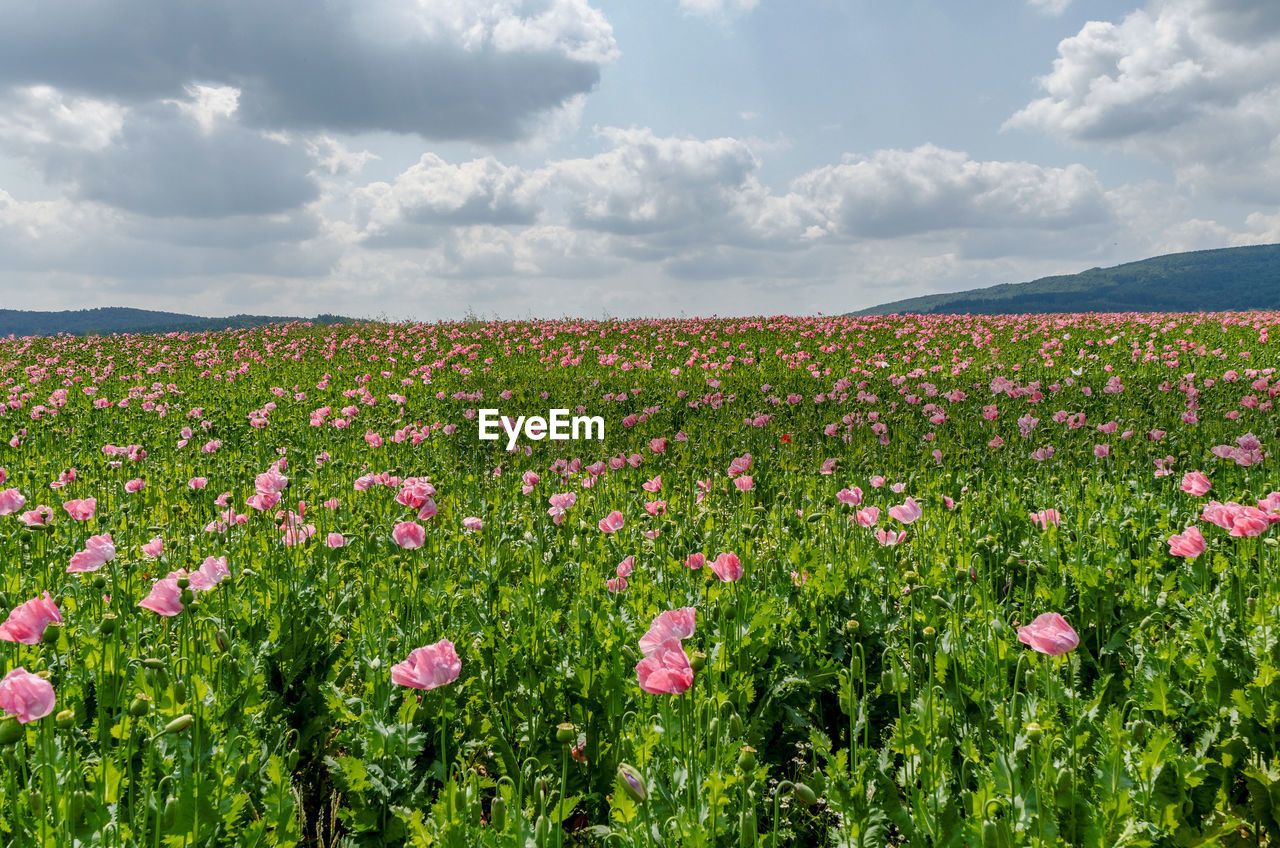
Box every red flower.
[781,434,792,444]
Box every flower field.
[1,312,1279,847]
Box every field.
[1,312,1278,847]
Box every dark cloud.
[0,0,616,142]
[42,101,319,218]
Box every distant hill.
[0,307,355,337]
[851,244,1280,316]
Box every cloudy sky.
[1,0,1278,320]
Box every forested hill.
[0,307,354,337]
[852,244,1280,315]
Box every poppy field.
[1,312,1279,847]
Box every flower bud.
[689,650,706,672]
[176,576,190,590]
[41,622,61,644]
[128,694,152,717]
[617,763,647,802]
[793,782,818,806]
[556,722,576,744]
[163,714,194,735]
[99,613,118,635]
[1025,721,1042,741]
[55,709,75,729]
[491,795,507,830]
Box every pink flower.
[392,521,426,549]
[326,532,346,548]
[1029,509,1061,529]
[461,516,483,532]
[391,639,461,690]
[189,556,230,591]
[727,454,752,476]
[67,533,116,572]
[1168,526,1207,559]
[1017,613,1079,656]
[635,638,694,695]
[616,556,635,578]
[606,577,628,593]
[836,487,863,506]
[138,575,184,617]
[63,497,97,521]
[639,607,696,656]
[888,497,922,525]
[0,667,56,724]
[875,529,907,546]
[854,507,880,527]
[188,477,208,490]
[732,475,755,492]
[685,552,706,570]
[598,510,625,534]
[0,488,26,516]
[125,478,145,493]
[870,475,886,488]
[0,592,63,645]
[642,475,662,493]
[255,469,289,495]
[141,536,164,558]
[710,551,743,582]
[1180,471,1211,496]
[1229,508,1270,538]
[20,505,53,527]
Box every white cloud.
[0,86,124,152]
[1007,0,1280,201]
[789,144,1109,238]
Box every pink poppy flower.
[836,487,863,506]
[733,475,755,492]
[189,556,230,591]
[820,458,837,475]
[888,497,922,525]
[642,476,662,493]
[0,488,26,516]
[188,477,208,490]
[125,478,145,493]
[247,492,281,512]
[461,516,483,532]
[255,469,289,495]
[67,533,116,573]
[606,577,629,593]
[875,529,907,546]
[727,454,752,476]
[616,556,635,578]
[635,638,694,695]
[1180,471,1211,496]
[685,552,706,570]
[1030,509,1061,529]
[854,507,880,527]
[710,551,743,582]
[870,476,886,488]
[392,521,426,549]
[1017,613,1079,656]
[391,639,461,690]
[20,505,53,527]
[890,482,907,494]
[326,532,346,548]
[1229,507,1270,538]
[0,592,62,645]
[0,667,56,724]
[63,497,96,521]
[1168,526,1207,559]
[138,575,184,617]
[141,537,164,558]
[639,607,696,656]
[944,496,956,510]
[598,511,625,534]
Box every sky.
[1,0,1278,321]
